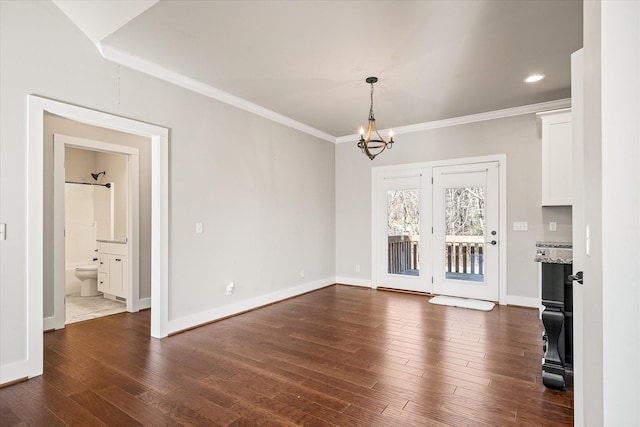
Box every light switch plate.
[195,222,203,234]
[513,221,528,231]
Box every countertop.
[535,241,572,264]
[97,239,127,244]
[535,241,573,249]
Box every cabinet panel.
[538,109,572,206]
[97,242,128,299]
[98,272,108,293]
[109,255,124,297]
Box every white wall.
[95,151,128,240]
[64,147,127,242]
[64,183,99,266]
[336,113,572,302]
[0,0,335,379]
[64,147,96,181]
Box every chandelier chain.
[369,82,375,120]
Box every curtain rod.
[65,181,111,188]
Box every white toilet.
[74,265,100,296]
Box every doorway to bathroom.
[63,144,129,324]
[51,133,141,329]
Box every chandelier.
[357,77,394,160]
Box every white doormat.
[429,295,495,311]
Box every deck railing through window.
[445,236,484,281]
[387,235,485,280]
[388,235,419,274]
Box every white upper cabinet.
[537,109,572,206]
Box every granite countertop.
[97,239,127,244]
[535,241,573,264]
[536,241,573,249]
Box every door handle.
[569,271,583,284]
[486,240,497,245]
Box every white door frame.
[432,162,500,301]
[374,170,431,293]
[570,48,584,426]
[27,95,169,379]
[371,154,507,304]
[50,134,140,330]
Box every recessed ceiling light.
[525,74,545,83]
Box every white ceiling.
[53,0,583,140]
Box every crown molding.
[53,0,158,43]
[96,42,570,146]
[96,43,337,143]
[335,98,572,144]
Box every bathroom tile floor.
[65,293,126,324]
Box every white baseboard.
[505,295,540,308]
[0,359,29,385]
[43,316,56,331]
[167,277,335,335]
[138,297,151,310]
[334,277,372,288]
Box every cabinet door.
[541,110,572,206]
[98,272,108,293]
[108,255,124,297]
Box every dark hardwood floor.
[0,285,573,426]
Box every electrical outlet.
[549,221,557,232]
[513,221,528,231]
[355,264,361,273]
[226,281,234,296]
[195,222,203,234]
[300,269,305,279]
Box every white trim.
[498,156,508,306]
[57,134,139,155]
[334,277,372,288]
[97,43,336,143]
[18,95,169,385]
[43,316,56,331]
[52,138,66,330]
[27,96,45,380]
[167,277,335,334]
[504,295,540,309]
[0,360,29,386]
[53,134,141,318]
[128,151,140,313]
[336,98,572,144]
[51,0,158,44]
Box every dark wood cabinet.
[541,262,573,389]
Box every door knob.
[486,240,497,245]
[569,271,583,284]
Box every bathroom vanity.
[535,242,573,389]
[97,240,128,300]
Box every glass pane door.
[387,189,420,276]
[433,163,499,302]
[444,186,485,282]
[375,172,429,293]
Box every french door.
[373,159,502,302]
[432,163,499,301]
[374,171,431,292]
